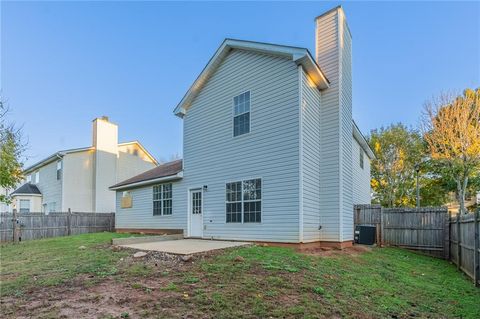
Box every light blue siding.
[352,138,372,204]
[300,68,322,242]
[178,49,300,242]
[115,182,186,231]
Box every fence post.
[67,208,72,236]
[456,213,461,271]
[380,207,384,247]
[444,210,450,260]
[12,209,18,243]
[474,209,479,287]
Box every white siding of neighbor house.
[32,160,63,212]
[62,150,95,212]
[177,48,301,242]
[117,144,157,183]
[316,7,353,242]
[115,182,186,232]
[352,138,372,204]
[300,68,322,242]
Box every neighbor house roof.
[11,183,42,196]
[173,38,330,118]
[110,159,183,190]
[352,120,375,160]
[24,141,158,174]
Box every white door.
[190,189,203,237]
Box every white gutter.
[109,172,183,191]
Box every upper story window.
[233,91,250,137]
[153,183,173,216]
[359,148,364,169]
[226,178,261,223]
[26,175,32,183]
[56,161,62,180]
[34,171,40,184]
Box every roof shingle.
[111,159,183,189]
[11,183,42,196]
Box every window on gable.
[359,147,364,169]
[153,183,173,216]
[233,91,250,137]
[226,178,261,223]
[34,171,40,184]
[56,161,62,180]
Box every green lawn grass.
[1,233,479,318]
[0,232,134,296]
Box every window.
[26,175,32,183]
[121,191,133,208]
[233,91,250,137]
[153,183,173,216]
[359,147,364,169]
[226,178,261,223]
[34,171,40,184]
[19,199,30,213]
[49,202,56,213]
[56,161,62,180]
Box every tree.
[0,101,26,204]
[368,123,424,207]
[422,88,480,214]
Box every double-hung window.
[153,184,173,216]
[226,178,261,223]
[233,91,250,137]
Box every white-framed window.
[26,175,32,183]
[49,202,56,213]
[233,91,250,137]
[153,183,173,216]
[34,171,40,184]
[19,199,30,213]
[56,161,62,180]
[359,148,364,169]
[226,178,261,223]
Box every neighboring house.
[0,187,12,212]
[11,117,157,213]
[112,6,375,247]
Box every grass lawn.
[1,233,479,318]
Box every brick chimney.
[315,6,354,243]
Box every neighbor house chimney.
[315,6,354,243]
[92,117,118,212]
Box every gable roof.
[173,38,330,118]
[352,120,375,160]
[11,183,42,196]
[110,159,183,190]
[24,141,158,174]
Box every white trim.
[352,121,375,159]
[224,177,263,224]
[109,172,183,190]
[298,65,304,243]
[338,9,344,242]
[188,187,204,238]
[232,90,252,138]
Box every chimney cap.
[93,116,110,122]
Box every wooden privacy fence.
[0,211,115,242]
[354,205,479,286]
[449,212,480,286]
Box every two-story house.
[10,117,158,213]
[111,6,375,247]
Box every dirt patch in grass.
[302,244,372,257]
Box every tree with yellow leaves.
[368,124,424,207]
[422,88,480,214]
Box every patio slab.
[119,239,251,255]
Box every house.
[111,6,375,247]
[10,117,158,213]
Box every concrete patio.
[119,238,251,255]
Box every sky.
[2,1,479,167]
